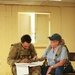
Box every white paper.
[15,63,29,75]
[15,61,43,67]
[15,61,43,75]
[28,61,43,67]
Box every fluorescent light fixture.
[49,0,62,1]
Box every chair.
[64,52,75,75]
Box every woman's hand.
[46,66,53,75]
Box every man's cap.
[48,33,62,41]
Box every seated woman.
[38,33,73,75]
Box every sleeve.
[60,46,68,60]
[42,45,50,58]
[7,45,21,66]
[30,44,37,57]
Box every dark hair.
[21,34,31,43]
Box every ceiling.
[0,0,75,6]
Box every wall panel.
[0,5,75,74]
[61,7,75,52]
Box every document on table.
[15,61,43,67]
[28,61,43,67]
[15,61,43,75]
[16,66,29,75]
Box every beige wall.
[0,5,75,75]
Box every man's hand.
[20,58,31,63]
[32,56,38,61]
[38,58,45,61]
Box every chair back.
[69,52,75,61]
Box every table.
[15,61,43,75]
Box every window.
[18,12,50,44]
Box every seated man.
[7,34,41,75]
